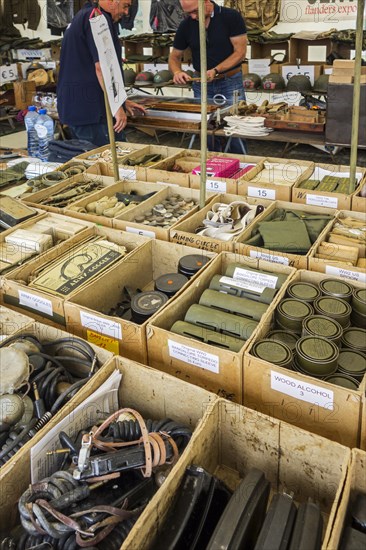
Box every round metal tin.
[323,373,359,390]
[131,291,168,324]
[351,308,366,328]
[295,336,339,376]
[276,299,314,333]
[286,282,321,303]
[341,328,366,352]
[292,356,325,378]
[252,340,293,369]
[337,349,366,380]
[313,297,351,327]
[178,254,210,279]
[154,273,188,298]
[352,288,366,315]
[266,330,299,352]
[319,279,353,302]
[302,315,343,345]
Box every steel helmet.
[243,73,261,89]
[313,74,329,93]
[123,68,136,86]
[153,69,173,84]
[135,70,154,82]
[287,74,313,92]
[261,73,286,90]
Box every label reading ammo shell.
[219,275,265,294]
[249,250,290,266]
[168,339,219,374]
[80,310,122,340]
[306,194,338,209]
[248,186,276,200]
[271,370,334,410]
[18,290,53,317]
[232,267,278,289]
[206,180,226,193]
[326,265,366,283]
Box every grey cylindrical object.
[224,263,287,289]
[199,289,268,321]
[209,274,277,304]
[185,304,258,341]
[170,321,245,352]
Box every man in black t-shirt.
[169,0,247,153]
[57,0,145,146]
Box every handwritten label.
[325,265,366,283]
[118,168,136,179]
[219,275,264,294]
[249,250,290,266]
[86,330,119,354]
[126,226,156,239]
[206,180,226,193]
[271,371,334,410]
[168,339,219,374]
[18,290,53,317]
[248,186,276,200]
[233,267,278,289]
[80,310,122,339]
[306,194,338,209]
[0,63,18,84]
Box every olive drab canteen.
[313,74,329,93]
[243,73,261,89]
[287,74,313,92]
[261,73,286,90]
[153,69,173,84]
[135,70,155,82]
[123,68,136,86]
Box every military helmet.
[243,73,261,89]
[153,69,173,84]
[287,74,313,92]
[123,68,136,86]
[135,70,155,82]
[313,74,329,93]
[261,72,286,90]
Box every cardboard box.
[144,149,202,188]
[74,141,147,162]
[250,40,290,61]
[0,304,34,343]
[147,252,295,402]
[291,163,366,211]
[235,200,336,270]
[113,185,206,241]
[132,399,350,550]
[65,240,215,363]
[112,145,183,181]
[308,209,366,283]
[244,269,366,448]
[13,80,36,110]
[326,449,366,549]
[289,37,350,64]
[238,158,314,202]
[0,354,217,540]
[352,179,366,213]
[329,75,353,84]
[1,226,147,326]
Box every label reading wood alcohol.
[80,310,122,340]
[306,194,338,209]
[248,186,276,200]
[271,370,334,410]
[168,339,219,374]
[19,290,53,317]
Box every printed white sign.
[271,370,334,410]
[119,168,136,179]
[14,48,52,60]
[248,59,271,77]
[80,310,122,340]
[206,180,227,193]
[219,275,265,294]
[248,186,276,200]
[282,64,315,86]
[280,0,357,23]
[306,194,338,209]
[326,265,366,283]
[90,14,127,116]
[168,339,219,374]
[0,63,18,85]
[232,267,278,289]
[249,250,290,266]
[18,290,53,317]
[126,226,156,239]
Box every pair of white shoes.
[195,201,264,241]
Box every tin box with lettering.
[244,268,366,448]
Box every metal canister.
[319,278,353,302]
[286,281,321,303]
[154,273,188,298]
[131,291,168,324]
[313,297,351,328]
[276,299,314,334]
[178,254,211,279]
[252,340,293,369]
[209,274,277,304]
[199,289,268,321]
[266,330,299,352]
[352,288,366,315]
[184,304,258,341]
[337,349,366,381]
[351,308,366,328]
[302,315,343,346]
[170,320,244,352]
[340,327,366,353]
[323,373,359,390]
[292,356,323,378]
[295,336,339,376]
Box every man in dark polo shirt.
[169,0,247,153]
[57,0,145,146]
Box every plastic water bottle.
[34,108,54,161]
[24,106,39,157]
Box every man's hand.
[125,100,146,117]
[207,68,217,82]
[114,106,127,132]
[173,70,191,85]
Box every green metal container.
[337,348,366,381]
[292,356,324,378]
[319,278,353,302]
[252,339,293,369]
[170,320,244,352]
[323,373,359,390]
[286,281,321,303]
[302,315,343,346]
[209,274,277,305]
[266,330,299,352]
[295,336,339,376]
[313,296,352,327]
[351,308,366,328]
[276,299,314,334]
[199,289,268,321]
[341,327,366,352]
[225,263,287,289]
[352,288,366,315]
[185,304,258,341]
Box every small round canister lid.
[295,336,339,376]
[266,330,298,352]
[323,373,359,390]
[337,349,366,380]
[352,288,366,315]
[131,291,168,324]
[319,278,353,302]
[276,299,314,333]
[287,282,321,303]
[341,327,366,352]
[313,297,351,327]
[252,340,293,368]
[302,315,343,345]
[178,254,210,278]
[155,273,188,298]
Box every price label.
[248,186,276,200]
[168,339,219,373]
[271,371,334,410]
[126,226,156,238]
[18,290,53,317]
[86,329,119,354]
[206,180,226,193]
[306,194,338,209]
[0,63,18,84]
